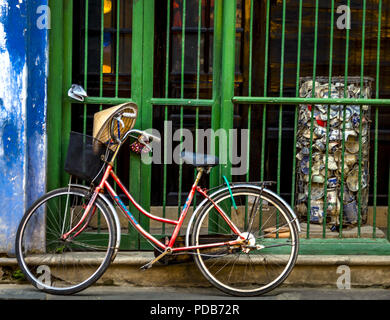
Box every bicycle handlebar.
[140,131,161,143]
[127,129,161,143]
[109,111,161,145]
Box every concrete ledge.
[1,253,390,288]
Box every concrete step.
[2,253,390,288]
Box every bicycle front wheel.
[191,186,299,296]
[15,187,116,295]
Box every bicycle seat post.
[108,143,121,166]
[194,167,204,185]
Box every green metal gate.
[47,0,390,253]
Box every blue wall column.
[0,0,48,254]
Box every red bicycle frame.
[62,164,245,253]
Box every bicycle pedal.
[140,262,153,271]
[139,248,172,271]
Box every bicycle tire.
[191,186,299,297]
[15,187,116,295]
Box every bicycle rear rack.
[206,180,277,194]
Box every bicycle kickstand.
[140,247,172,271]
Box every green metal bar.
[162,0,171,235]
[194,103,199,210]
[61,0,73,186]
[209,0,236,233]
[165,0,171,100]
[277,0,286,197]
[295,0,303,94]
[356,0,367,238]
[339,0,351,238]
[373,106,378,238]
[328,0,335,89]
[139,0,155,246]
[100,0,104,101]
[196,0,201,100]
[339,104,347,238]
[209,0,222,190]
[177,0,186,217]
[343,0,350,91]
[291,108,298,204]
[207,0,223,233]
[306,105,315,238]
[274,0,288,238]
[322,103,331,238]
[312,0,320,90]
[279,0,286,94]
[246,0,253,183]
[180,0,186,100]
[128,0,144,248]
[360,0,367,93]
[323,0,335,238]
[178,104,184,217]
[115,0,120,97]
[82,0,90,185]
[151,98,214,106]
[259,0,271,231]
[263,0,270,98]
[219,0,236,185]
[162,106,168,235]
[232,96,390,106]
[357,105,363,237]
[193,0,202,209]
[96,0,105,230]
[306,0,319,238]
[72,96,214,106]
[373,0,382,238]
[69,97,133,104]
[47,0,64,191]
[112,0,121,185]
[260,105,266,180]
[260,0,270,182]
[290,0,303,207]
[246,105,251,182]
[83,0,89,134]
[248,0,253,97]
[376,0,382,100]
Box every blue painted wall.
[0,0,48,254]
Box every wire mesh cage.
[295,76,372,228]
[64,131,113,183]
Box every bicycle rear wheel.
[191,186,299,296]
[15,187,116,295]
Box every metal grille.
[49,0,390,252]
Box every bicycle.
[15,103,301,297]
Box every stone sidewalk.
[98,253,390,288]
[0,283,389,300]
[2,253,390,288]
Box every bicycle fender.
[69,184,121,260]
[184,184,301,247]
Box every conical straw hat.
[93,103,138,149]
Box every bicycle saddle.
[180,151,219,168]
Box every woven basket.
[93,103,138,150]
